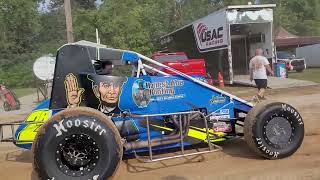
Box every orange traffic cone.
[218,72,224,88]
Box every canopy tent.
[274,27,320,50]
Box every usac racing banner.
[192,11,228,52]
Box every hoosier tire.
[32,107,123,180]
[244,101,304,159]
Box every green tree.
[0,0,40,53]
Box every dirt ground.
[0,85,320,180]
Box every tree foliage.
[0,0,320,87]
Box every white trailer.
[160,4,276,84]
[296,43,320,67]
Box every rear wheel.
[14,100,20,110]
[3,101,11,111]
[32,107,123,180]
[244,101,304,159]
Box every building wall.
[296,44,320,67]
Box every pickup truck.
[277,51,306,72]
[151,52,213,85]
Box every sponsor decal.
[209,109,230,120]
[210,96,226,104]
[196,23,224,46]
[212,122,232,133]
[192,11,228,52]
[132,79,185,108]
[53,119,106,137]
[219,109,229,115]
[209,114,230,120]
[132,79,151,108]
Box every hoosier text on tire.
[32,107,123,180]
[244,101,304,159]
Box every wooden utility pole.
[64,0,74,43]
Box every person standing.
[249,48,274,101]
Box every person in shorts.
[249,48,274,101]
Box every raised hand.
[64,73,84,107]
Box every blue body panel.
[14,74,252,152]
[119,75,235,117]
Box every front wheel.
[244,101,304,159]
[32,107,123,180]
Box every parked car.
[151,52,214,85]
[276,51,306,72]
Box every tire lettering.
[94,125,101,132]
[90,122,94,129]
[66,120,73,128]
[53,119,107,137]
[282,104,287,111]
[299,119,303,125]
[256,137,280,158]
[53,120,67,137]
[89,175,99,180]
[75,119,81,127]
[99,129,106,135]
[282,103,303,125]
[83,120,89,128]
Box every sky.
[38,0,104,12]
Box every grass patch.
[288,68,320,83]
[12,88,36,98]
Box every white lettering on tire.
[83,120,89,128]
[99,129,106,135]
[53,119,107,137]
[94,125,101,132]
[75,119,81,127]
[54,120,68,137]
[282,104,303,125]
[88,174,100,180]
[66,120,73,128]
[256,138,280,158]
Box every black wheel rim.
[264,114,294,148]
[56,134,99,177]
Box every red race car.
[0,84,20,111]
